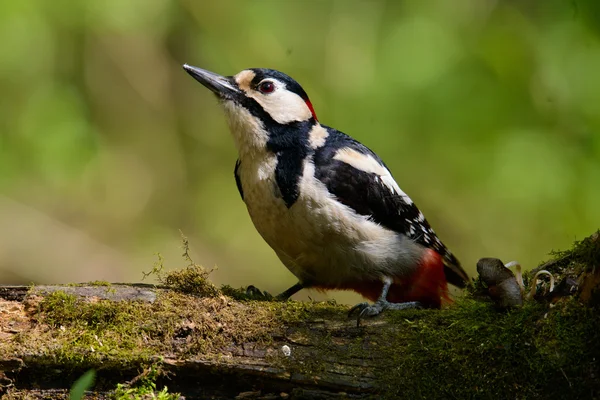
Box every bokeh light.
[1,0,599,305]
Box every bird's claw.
[348,300,423,327]
[348,300,389,327]
[348,302,374,318]
[245,285,273,301]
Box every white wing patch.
[308,124,329,149]
[333,147,413,204]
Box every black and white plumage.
[184,64,469,319]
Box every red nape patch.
[305,99,318,121]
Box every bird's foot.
[348,300,423,327]
[244,285,274,301]
[244,285,296,301]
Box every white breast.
[238,154,423,286]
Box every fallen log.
[0,232,599,399]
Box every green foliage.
[2,0,600,293]
[69,369,96,400]
[114,384,178,400]
[113,363,180,400]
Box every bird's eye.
[258,81,275,94]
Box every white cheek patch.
[246,82,313,124]
[333,148,413,204]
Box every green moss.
[220,284,272,301]
[9,233,600,398]
[114,381,179,400]
[160,265,220,297]
[86,280,111,287]
[13,287,346,384]
[142,234,220,298]
[22,291,161,368]
[65,281,112,287]
[364,297,600,399]
[541,230,600,274]
[9,284,600,399]
[113,363,180,400]
[262,292,599,399]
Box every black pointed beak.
[183,64,240,98]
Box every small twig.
[560,367,572,388]
[179,230,194,268]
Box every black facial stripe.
[274,153,304,208]
[232,87,315,208]
[234,159,244,200]
[268,121,314,208]
[232,90,315,133]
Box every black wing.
[234,159,244,200]
[314,127,468,287]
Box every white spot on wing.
[308,124,329,149]
[333,148,413,204]
[409,225,416,236]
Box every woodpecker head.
[183,64,319,157]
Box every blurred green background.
[1,0,599,304]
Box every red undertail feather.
[387,249,451,308]
[324,249,451,308]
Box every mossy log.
[0,233,599,399]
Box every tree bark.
[1,284,382,399]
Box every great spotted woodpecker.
[183,64,469,321]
